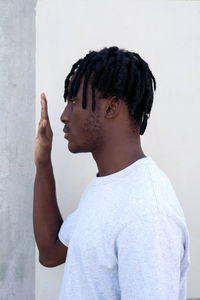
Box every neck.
[92,134,145,177]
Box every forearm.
[33,161,63,259]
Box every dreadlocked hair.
[63,46,156,135]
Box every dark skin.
[60,75,146,176]
[33,74,145,267]
[34,94,67,267]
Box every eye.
[69,98,76,104]
[66,98,75,105]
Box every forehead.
[68,71,99,99]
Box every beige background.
[36,0,200,299]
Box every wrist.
[36,160,52,171]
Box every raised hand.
[34,93,53,167]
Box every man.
[34,46,190,299]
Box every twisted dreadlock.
[63,46,156,135]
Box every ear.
[104,96,122,119]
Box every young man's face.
[60,75,105,154]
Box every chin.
[68,143,79,153]
[68,141,91,154]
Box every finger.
[40,93,49,121]
[42,119,47,128]
[41,93,49,120]
[39,117,52,134]
[38,118,45,129]
[36,119,46,136]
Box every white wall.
[36,1,200,299]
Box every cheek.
[83,114,104,141]
[71,106,104,141]
[70,108,82,128]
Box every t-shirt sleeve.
[116,213,189,300]
[58,208,79,247]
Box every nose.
[60,104,70,124]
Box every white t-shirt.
[58,156,190,300]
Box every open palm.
[34,93,53,167]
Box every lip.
[63,126,70,137]
[63,125,70,133]
[64,132,70,139]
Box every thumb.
[42,120,47,128]
[38,120,47,136]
